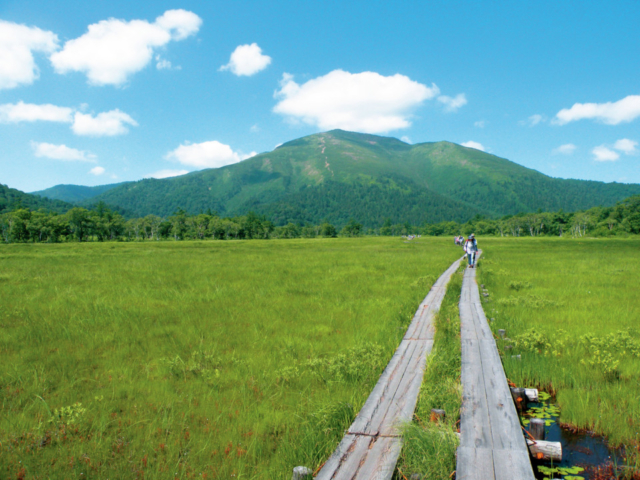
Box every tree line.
[1,195,639,244]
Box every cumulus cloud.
[146,169,190,179]
[554,95,640,125]
[72,109,138,136]
[437,93,467,112]
[553,143,577,155]
[32,141,96,162]
[400,136,412,144]
[613,138,638,155]
[461,141,485,151]
[165,140,256,168]
[0,20,59,90]
[220,43,271,76]
[273,70,439,133]
[592,145,619,162]
[89,166,106,175]
[0,101,73,123]
[50,9,201,86]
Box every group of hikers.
[454,234,478,268]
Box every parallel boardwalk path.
[456,253,535,480]
[316,257,463,480]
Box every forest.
[1,195,639,244]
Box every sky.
[0,0,639,192]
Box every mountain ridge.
[31,130,640,226]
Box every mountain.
[79,130,640,226]
[32,182,127,203]
[1,184,72,214]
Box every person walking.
[465,234,478,268]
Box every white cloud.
[552,143,577,155]
[592,145,620,162]
[554,95,640,125]
[50,9,201,86]
[273,70,439,133]
[0,101,73,123]
[165,141,254,168]
[72,109,138,136]
[474,120,485,128]
[146,169,190,179]
[156,57,172,70]
[220,43,271,76]
[400,136,412,144]
[437,93,467,112]
[32,141,96,162]
[89,166,106,175]
[250,124,260,132]
[460,141,485,151]
[613,138,638,155]
[0,20,59,90]
[520,114,546,126]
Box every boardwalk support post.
[292,466,312,480]
[526,439,562,461]
[510,387,527,410]
[524,388,539,402]
[430,409,446,423]
[529,418,545,440]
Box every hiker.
[465,234,478,268]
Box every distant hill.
[0,184,72,214]
[32,182,127,203]
[80,130,640,226]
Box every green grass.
[0,237,460,479]
[477,237,640,470]
[395,265,463,480]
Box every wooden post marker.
[292,466,312,480]
[529,418,545,440]
[510,387,527,410]
[498,329,506,338]
[430,409,446,423]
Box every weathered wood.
[292,466,313,480]
[316,257,463,480]
[430,408,446,423]
[457,251,535,480]
[510,387,527,410]
[529,418,545,440]
[526,439,562,461]
[498,329,506,339]
[524,388,538,402]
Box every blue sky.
[1,0,639,192]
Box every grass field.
[0,238,460,479]
[478,238,640,469]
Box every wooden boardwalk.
[316,257,463,480]
[456,253,535,480]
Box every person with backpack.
[465,234,478,268]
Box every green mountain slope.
[32,182,127,203]
[81,130,640,225]
[1,184,72,214]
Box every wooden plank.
[457,251,535,480]
[315,435,359,480]
[317,256,463,480]
[348,340,412,435]
[354,436,402,480]
[456,447,495,480]
[332,435,372,479]
[492,449,536,480]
